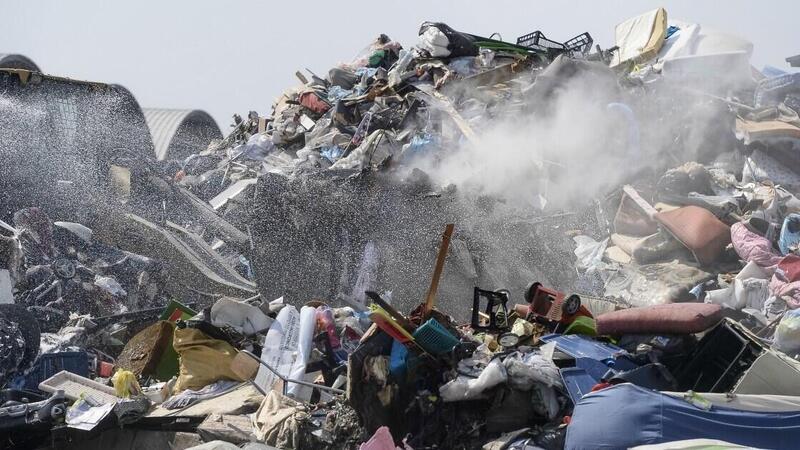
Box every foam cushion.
[596,302,724,335]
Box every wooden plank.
[365,291,416,332]
[423,224,455,315]
[622,185,658,219]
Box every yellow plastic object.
[511,318,535,337]
[683,391,712,411]
[368,304,414,343]
[612,7,668,67]
[111,369,142,398]
[564,316,597,336]
[172,327,245,393]
[483,334,499,352]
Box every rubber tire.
[0,304,41,370]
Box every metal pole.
[240,350,345,396]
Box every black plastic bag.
[418,22,479,57]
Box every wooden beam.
[423,224,455,315]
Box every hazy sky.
[4,1,798,131]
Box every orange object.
[654,206,731,265]
[369,304,415,344]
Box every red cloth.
[770,254,800,309]
[298,91,331,115]
[777,254,800,283]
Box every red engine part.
[523,282,593,330]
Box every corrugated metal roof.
[0,53,40,71]
[142,108,221,160]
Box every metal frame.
[240,350,345,397]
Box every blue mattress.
[565,383,800,450]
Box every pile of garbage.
[3,8,800,450]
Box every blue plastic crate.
[21,351,89,391]
[413,318,459,355]
[389,340,408,380]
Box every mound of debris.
[3,8,800,450]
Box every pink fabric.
[770,255,800,309]
[731,222,782,273]
[359,426,397,450]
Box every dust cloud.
[407,58,743,212]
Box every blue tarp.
[542,334,640,404]
[540,334,629,363]
[565,383,800,450]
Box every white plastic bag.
[573,235,609,272]
[531,383,560,420]
[210,297,274,336]
[774,309,800,357]
[94,275,126,298]
[440,358,507,402]
[503,352,563,390]
[418,27,450,57]
[388,48,416,87]
[706,261,770,310]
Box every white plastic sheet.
[254,305,300,393]
[573,235,609,272]
[350,241,379,309]
[656,21,753,67]
[286,305,317,400]
[66,400,115,431]
[210,297,273,336]
[706,261,770,311]
[654,20,754,88]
